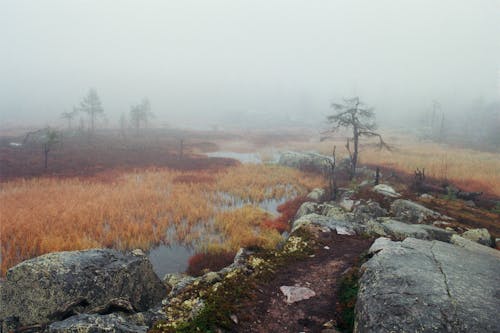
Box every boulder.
[0,249,167,327]
[353,202,388,223]
[295,202,350,221]
[295,201,319,219]
[306,188,326,201]
[372,184,401,198]
[291,213,357,235]
[450,235,500,258]
[278,151,332,174]
[48,313,148,333]
[390,199,444,224]
[461,228,493,247]
[356,237,500,333]
[368,219,456,242]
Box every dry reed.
[0,164,324,275]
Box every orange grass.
[0,164,324,275]
[223,131,500,197]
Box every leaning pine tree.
[322,97,390,180]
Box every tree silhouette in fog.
[323,97,390,179]
[78,88,104,132]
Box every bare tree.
[130,98,154,133]
[78,88,104,132]
[323,97,390,179]
[23,127,60,169]
[60,107,79,130]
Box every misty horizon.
[1,0,499,129]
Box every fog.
[1,0,499,129]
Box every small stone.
[280,286,316,304]
[324,246,330,250]
[230,314,238,324]
[420,194,434,200]
[131,249,145,256]
[203,272,221,284]
[335,227,355,235]
[339,199,355,212]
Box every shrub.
[186,251,236,277]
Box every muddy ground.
[234,233,373,333]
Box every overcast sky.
[1,0,499,128]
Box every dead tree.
[323,97,391,180]
[325,146,338,200]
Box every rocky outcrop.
[0,249,167,329]
[292,213,356,235]
[461,228,493,247]
[306,188,326,201]
[367,218,456,242]
[355,237,500,333]
[390,199,445,224]
[278,151,332,174]
[372,184,401,198]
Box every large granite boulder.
[367,219,456,242]
[278,151,332,174]
[390,199,444,224]
[0,249,167,328]
[355,237,500,333]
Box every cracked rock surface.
[355,237,500,333]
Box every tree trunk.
[351,126,359,179]
[44,145,49,169]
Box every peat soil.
[234,233,373,333]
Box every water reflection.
[148,243,195,278]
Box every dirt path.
[234,233,373,333]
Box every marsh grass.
[0,164,324,275]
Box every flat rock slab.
[280,286,316,304]
[0,249,166,327]
[356,237,500,333]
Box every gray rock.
[306,188,326,201]
[372,184,401,198]
[355,237,500,333]
[292,213,357,235]
[353,202,388,223]
[0,249,166,327]
[48,313,148,333]
[163,272,188,289]
[295,202,350,221]
[279,286,316,304]
[339,198,356,212]
[450,235,500,258]
[461,228,493,247]
[370,219,456,242]
[295,201,319,219]
[278,151,332,174]
[390,199,444,224]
